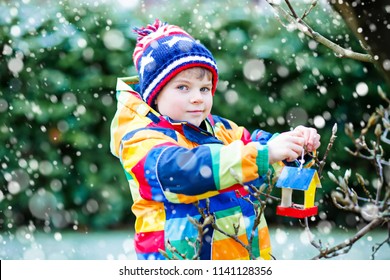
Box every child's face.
[155,68,213,127]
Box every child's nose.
[190,90,204,103]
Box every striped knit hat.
[133,19,218,106]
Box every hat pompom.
[133,19,167,42]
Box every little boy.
[110,19,320,260]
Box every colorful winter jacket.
[110,77,279,260]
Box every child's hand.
[293,125,321,152]
[267,131,305,164]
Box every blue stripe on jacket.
[156,145,218,195]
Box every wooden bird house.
[275,166,321,218]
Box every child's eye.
[200,87,211,93]
[177,85,188,91]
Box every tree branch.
[312,217,385,259]
[316,123,337,178]
[266,0,375,63]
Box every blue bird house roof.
[276,166,321,191]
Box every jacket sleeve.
[120,127,269,204]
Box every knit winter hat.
[133,19,218,106]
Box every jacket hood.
[110,77,159,158]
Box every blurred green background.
[0,0,389,241]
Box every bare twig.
[285,0,299,18]
[158,240,187,260]
[312,217,385,259]
[317,123,337,178]
[301,0,318,20]
[187,210,213,260]
[237,170,276,258]
[304,217,321,250]
[195,197,256,259]
[266,0,374,63]
[356,173,374,201]
[371,233,390,260]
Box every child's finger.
[312,134,321,150]
[287,142,305,161]
[291,135,305,147]
[293,126,311,146]
[308,130,321,151]
[306,129,315,149]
